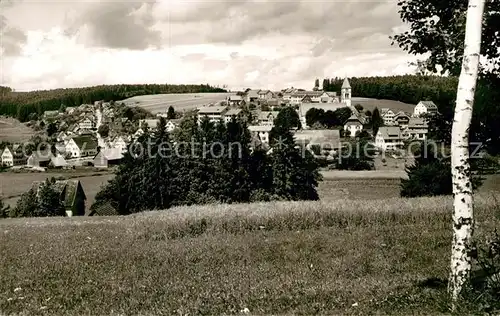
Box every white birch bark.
[448,0,485,306]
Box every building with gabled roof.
[375,126,404,151]
[93,148,124,168]
[405,117,429,141]
[414,101,438,117]
[197,106,229,124]
[1,144,26,167]
[244,89,261,103]
[344,114,364,137]
[31,179,86,217]
[257,111,280,126]
[224,108,243,123]
[65,135,99,158]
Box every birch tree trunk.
[448,0,485,307]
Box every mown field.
[122,92,235,114]
[1,194,500,315]
[0,117,34,142]
[351,97,415,113]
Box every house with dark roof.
[196,106,229,124]
[224,108,243,123]
[227,95,243,106]
[258,90,274,100]
[244,89,261,103]
[405,117,429,141]
[257,111,280,126]
[1,145,27,167]
[65,135,99,158]
[375,126,404,151]
[344,115,363,137]
[27,151,69,169]
[32,180,86,217]
[394,111,411,127]
[414,101,438,116]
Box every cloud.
[0,12,27,56]
[0,0,419,91]
[65,1,161,50]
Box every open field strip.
[122,93,235,113]
[1,194,499,315]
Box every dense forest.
[322,75,500,154]
[0,84,226,122]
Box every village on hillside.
[0,77,444,217]
[1,78,437,172]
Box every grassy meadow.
[1,194,500,315]
[121,93,235,114]
[351,97,415,113]
[0,117,34,143]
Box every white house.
[282,88,298,102]
[381,108,396,126]
[227,95,243,106]
[111,136,128,153]
[375,126,404,151]
[166,119,181,133]
[78,117,95,130]
[197,106,229,124]
[1,145,26,167]
[290,91,323,105]
[414,101,438,117]
[224,108,243,123]
[405,117,429,141]
[257,111,280,126]
[343,115,363,137]
[65,136,98,158]
[248,125,273,144]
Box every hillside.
[0,84,227,122]
[122,92,235,114]
[1,195,499,315]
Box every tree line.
[321,75,500,154]
[0,84,226,122]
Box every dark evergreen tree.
[38,178,66,217]
[46,122,57,137]
[401,142,482,197]
[270,129,321,200]
[98,124,110,138]
[167,106,176,119]
[10,189,37,218]
[371,107,384,136]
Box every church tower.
[341,77,352,107]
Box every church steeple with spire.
[341,77,352,107]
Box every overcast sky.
[0,0,420,92]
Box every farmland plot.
[121,93,235,114]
